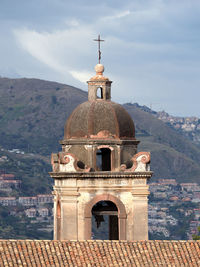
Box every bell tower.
[50,39,152,240]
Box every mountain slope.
[0,77,199,191]
[125,103,200,182]
[0,77,87,154]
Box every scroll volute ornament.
[51,152,91,173]
[120,152,150,172]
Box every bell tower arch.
[84,194,126,240]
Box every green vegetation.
[0,149,52,196]
[167,203,196,240]
[0,206,52,239]
[193,226,200,240]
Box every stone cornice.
[59,139,140,146]
[49,171,153,179]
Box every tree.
[192,226,200,240]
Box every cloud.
[14,29,66,74]
[65,19,80,27]
[1,0,200,116]
[69,70,93,83]
[130,8,161,21]
[103,10,131,21]
[13,26,95,82]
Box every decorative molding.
[51,152,91,173]
[49,171,153,179]
[60,139,140,146]
[120,152,150,172]
[65,145,72,152]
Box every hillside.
[0,77,87,155]
[0,77,199,196]
[129,103,200,146]
[125,103,200,182]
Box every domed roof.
[64,100,135,140]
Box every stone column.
[84,145,94,169]
[131,180,149,240]
[53,191,59,240]
[53,178,80,240]
[60,192,79,240]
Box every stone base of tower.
[50,172,152,241]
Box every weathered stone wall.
[51,174,151,241]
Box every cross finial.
[93,34,105,64]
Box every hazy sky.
[1,0,200,116]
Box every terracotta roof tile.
[0,240,199,266]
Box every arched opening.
[97,87,103,99]
[92,201,119,240]
[96,148,111,171]
[77,160,85,169]
[84,194,126,240]
[56,201,61,240]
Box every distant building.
[37,194,53,204]
[0,197,17,206]
[38,208,49,217]
[25,208,36,218]
[19,197,38,206]
[158,179,177,185]
[169,196,179,201]
[0,173,15,179]
[180,183,200,192]
[0,179,21,189]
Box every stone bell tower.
[50,50,152,240]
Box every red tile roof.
[0,240,199,266]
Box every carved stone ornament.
[65,145,71,152]
[120,152,150,172]
[51,152,91,173]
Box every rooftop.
[0,240,199,266]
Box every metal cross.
[93,34,105,64]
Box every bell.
[95,215,104,228]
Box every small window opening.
[96,148,111,171]
[126,160,133,169]
[97,87,103,99]
[77,161,85,169]
[92,201,119,240]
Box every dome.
[64,100,135,140]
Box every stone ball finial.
[95,64,104,75]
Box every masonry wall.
[53,176,150,241]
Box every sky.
[1,0,200,117]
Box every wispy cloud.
[103,10,131,21]
[14,26,95,82]
[1,0,200,115]
[69,70,93,83]
[14,29,67,74]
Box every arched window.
[92,201,119,240]
[96,148,111,171]
[97,87,103,99]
